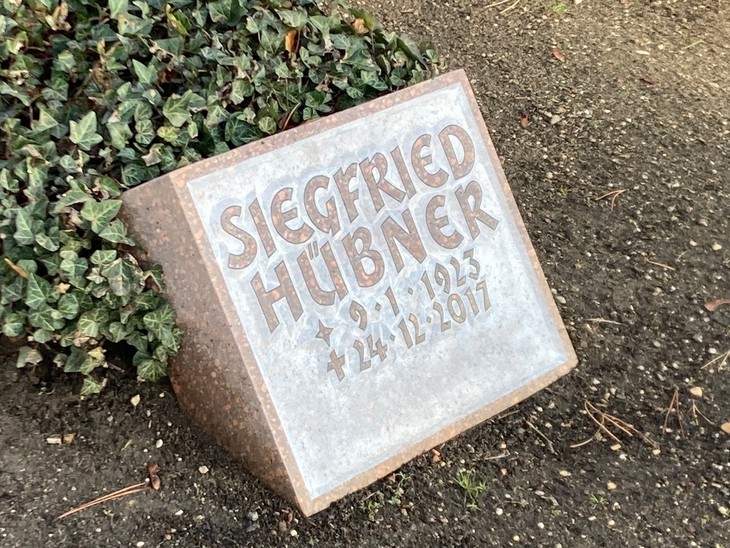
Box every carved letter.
[220,205,258,270]
[380,209,427,272]
[411,134,448,188]
[360,153,406,211]
[251,261,303,333]
[334,163,360,223]
[456,180,499,239]
[296,242,349,306]
[342,227,385,288]
[304,175,341,236]
[249,198,276,257]
[270,187,314,244]
[390,146,417,198]
[425,194,464,250]
[438,125,476,180]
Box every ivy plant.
[0,0,438,393]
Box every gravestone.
[121,70,577,516]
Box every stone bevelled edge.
[120,179,299,504]
[124,70,579,517]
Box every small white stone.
[130,394,141,408]
[155,439,163,449]
[513,535,521,542]
[607,481,617,490]
[198,465,209,474]
[608,519,616,526]
[136,543,145,548]
[175,510,183,516]
[559,470,571,477]
[290,529,298,538]
[712,242,722,251]
[496,508,504,516]
[538,522,545,529]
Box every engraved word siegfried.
[218,124,499,334]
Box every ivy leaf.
[143,304,179,351]
[107,122,133,150]
[80,377,107,396]
[16,346,43,369]
[32,108,59,133]
[109,0,129,19]
[58,292,81,319]
[99,219,136,245]
[77,308,110,338]
[26,274,59,310]
[135,354,167,381]
[70,112,103,151]
[80,199,123,233]
[2,312,25,337]
[101,258,136,297]
[132,60,157,86]
[28,306,65,331]
[13,207,35,245]
[162,93,192,128]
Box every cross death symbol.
[327,350,346,382]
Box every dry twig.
[526,420,556,455]
[702,350,729,370]
[572,400,658,450]
[663,388,686,438]
[56,464,160,520]
[595,189,627,209]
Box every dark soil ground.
[2,1,728,546]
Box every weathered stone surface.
[121,70,577,516]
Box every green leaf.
[13,207,35,246]
[80,377,107,396]
[107,122,133,150]
[77,308,110,339]
[2,312,25,337]
[143,304,179,351]
[135,355,167,382]
[58,292,81,319]
[99,219,136,245]
[32,108,59,133]
[132,60,157,86]
[258,116,277,135]
[135,120,155,145]
[109,0,128,19]
[28,306,65,331]
[69,112,103,151]
[80,200,123,233]
[230,79,253,105]
[101,258,136,297]
[26,274,59,311]
[162,93,192,127]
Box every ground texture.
[1,1,729,547]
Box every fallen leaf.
[284,30,298,55]
[551,46,566,63]
[352,18,368,35]
[640,76,656,85]
[705,299,730,312]
[520,112,530,128]
[722,422,730,435]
